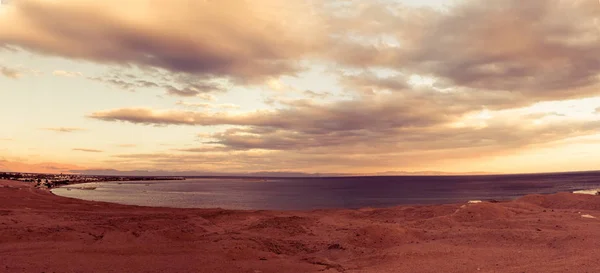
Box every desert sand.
[2,179,600,273]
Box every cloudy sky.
[1,0,600,175]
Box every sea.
[51,171,600,210]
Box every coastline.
[49,178,600,211]
[3,179,600,272]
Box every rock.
[327,243,344,250]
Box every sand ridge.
[2,180,600,272]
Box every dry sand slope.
[2,179,600,273]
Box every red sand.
[2,179,600,273]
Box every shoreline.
[3,179,600,272]
[48,179,600,211]
[51,180,513,211]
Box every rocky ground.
[2,179,600,273]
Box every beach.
[2,179,600,273]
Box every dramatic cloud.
[4,0,600,173]
[4,0,599,102]
[207,118,600,153]
[90,89,474,129]
[89,90,600,157]
[86,80,600,174]
[72,148,103,153]
[93,112,600,174]
[42,127,85,133]
[329,0,600,101]
[0,0,323,82]
[3,0,600,101]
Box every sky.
[1,0,600,175]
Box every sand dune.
[2,179,600,272]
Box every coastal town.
[0,172,184,188]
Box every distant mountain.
[72,169,494,177]
[72,169,336,177]
[352,171,498,176]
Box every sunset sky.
[2,0,600,175]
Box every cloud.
[99,114,600,173]
[0,0,323,82]
[90,89,468,128]
[89,74,160,91]
[176,101,240,110]
[176,102,212,108]
[88,88,600,171]
[264,78,304,92]
[42,127,86,133]
[166,86,217,97]
[340,71,410,94]
[88,68,227,97]
[205,118,600,153]
[0,66,21,78]
[89,108,238,126]
[53,70,83,77]
[174,146,230,153]
[72,148,103,153]
[83,92,492,149]
[303,90,331,99]
[217,104,240,110]
[166,88,201,97]
[196,94,218,102]
[4,0,598,104]
[0,65,42,79]
[90,86,549,154]
[328,0,600,101]
[3,0,600,103]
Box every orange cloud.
[72,148,103,153]
[42,127,86,133]
[0,65,21,78]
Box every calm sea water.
[52,172,600,210]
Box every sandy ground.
[2,180,600,273]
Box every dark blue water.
[52,172,600,210]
